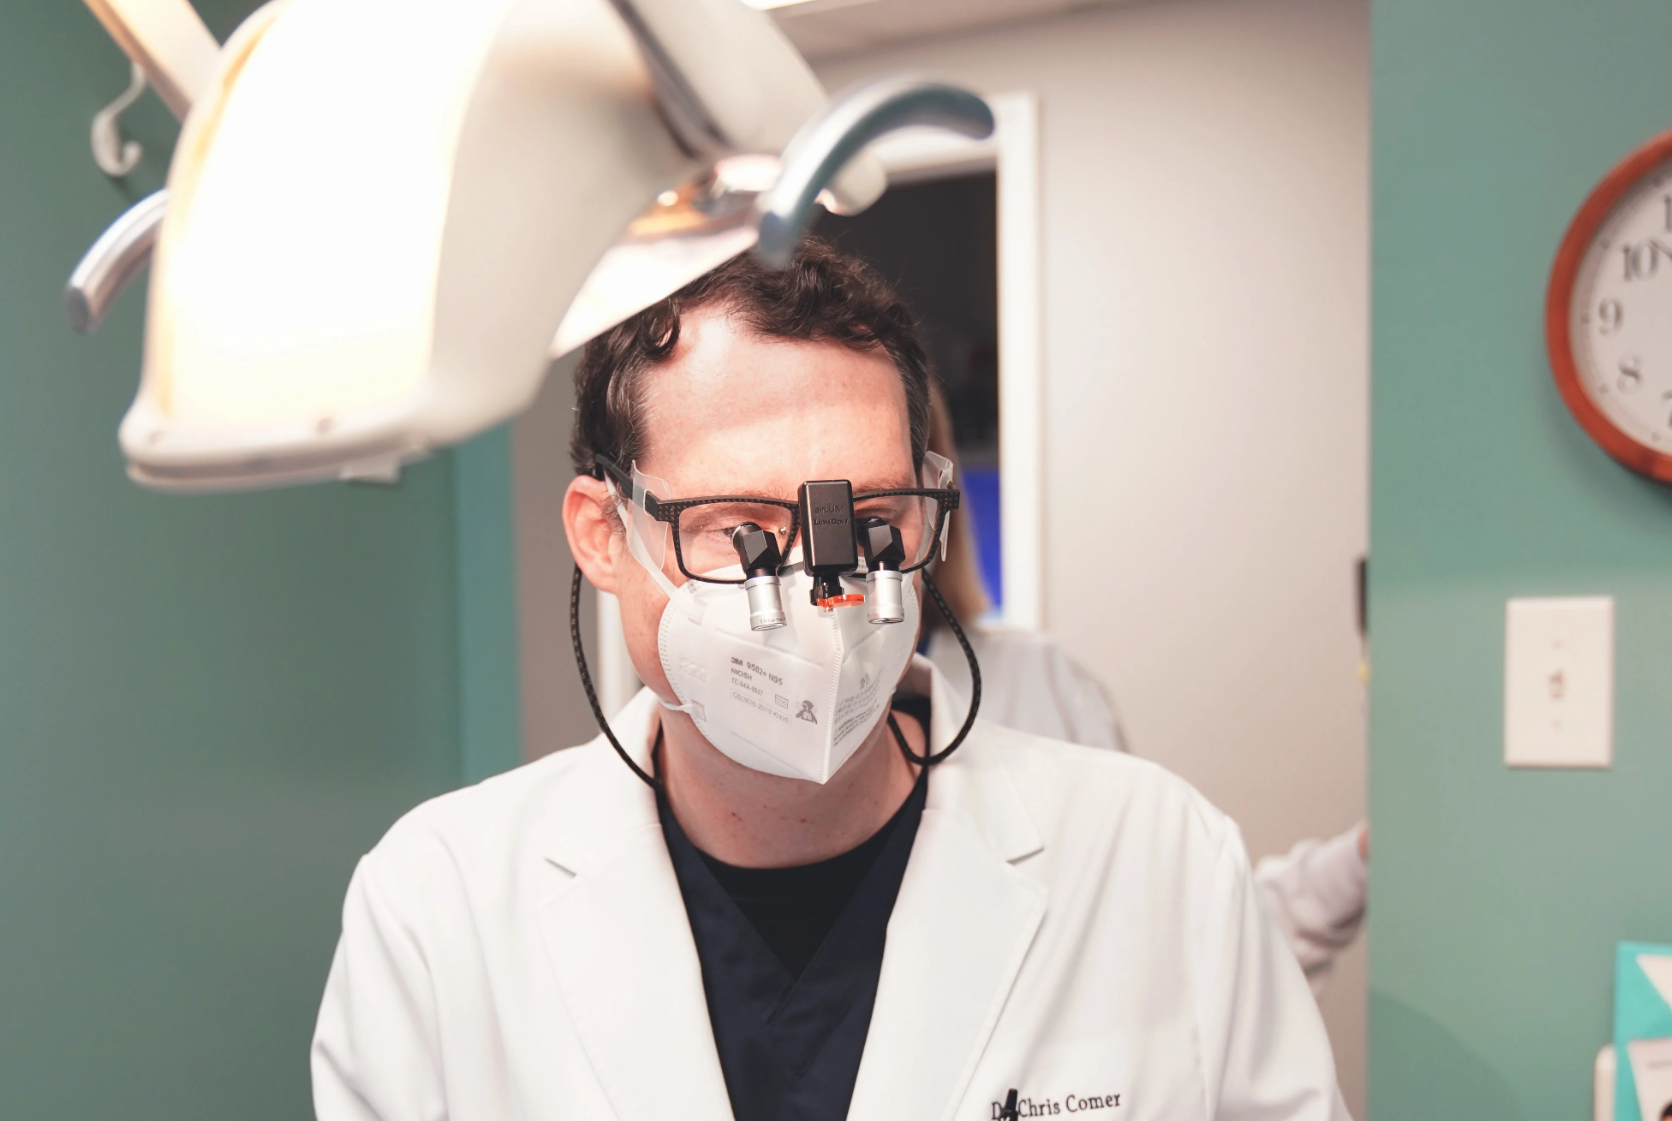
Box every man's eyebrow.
[852,474,919,493]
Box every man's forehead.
[641,436,918,498]
[635,311,915,497]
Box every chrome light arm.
[65,189,167,334]
[754,77,995,267]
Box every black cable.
[570,564,662,791]
[888,567,981,767]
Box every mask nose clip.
[859,516,906,624]
[731,522,787,631]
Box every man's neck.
[658,704,925,868]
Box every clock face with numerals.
[1547,131,1672,484]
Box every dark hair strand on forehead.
[568,236,933,481]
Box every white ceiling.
[772,0,1146,61]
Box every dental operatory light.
[68,0,995,492]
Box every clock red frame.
[1545,127,1672,485]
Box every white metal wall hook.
[91,62,148,178]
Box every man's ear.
[563,475,623,595]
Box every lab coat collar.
[852,655,1048,1121]
[535,685,665,878]
[534,657,1042,875]
[533,688,732,1121]
[907,652,1044,865]
[534,658,1047,1121]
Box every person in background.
[919,383,1367,995]
[1252,824,1368,995]
[916,385,1128,752]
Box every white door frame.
[867,90,1044,631]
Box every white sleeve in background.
[1253,824,1368,995]
[1192,820,1352,1120]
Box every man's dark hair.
[568,237,932,479]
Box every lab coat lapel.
[534,691,735,1121]
[848,658,1047,1121]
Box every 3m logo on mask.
[993,1089,1122,1119]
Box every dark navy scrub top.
[657,704,929,1121]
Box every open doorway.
[815,173,1003,613]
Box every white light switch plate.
[1504,596,1613,768]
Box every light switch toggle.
[1504,596,1613,768]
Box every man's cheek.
[617,564,673,691]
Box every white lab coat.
[923,625,1367,992]
[312,657,1349,1121]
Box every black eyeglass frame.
[592,453,961,586]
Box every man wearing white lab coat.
[918,386,1369,999]
[922,623,1369,997]
[311,242,1349,1121]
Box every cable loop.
[888,568,981,767]
[570,565,663,791]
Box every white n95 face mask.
[657,565,920,782]
[614,468,920,783]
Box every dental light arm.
[548,76,982,355]
[65,189,167,335]
[607,0,884,214]
[755,76,996,267]
[82,0,217,117]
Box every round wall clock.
[1546,128,1672,484]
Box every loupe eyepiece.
[731,522,786,631]
[859,516,907,624]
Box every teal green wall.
[456,425,523,783]
[0,3,518,1118]
[1372,2,1672,1118]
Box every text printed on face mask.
[831,671,883,745]
[730,657,783,688]
[729,657,791,724]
